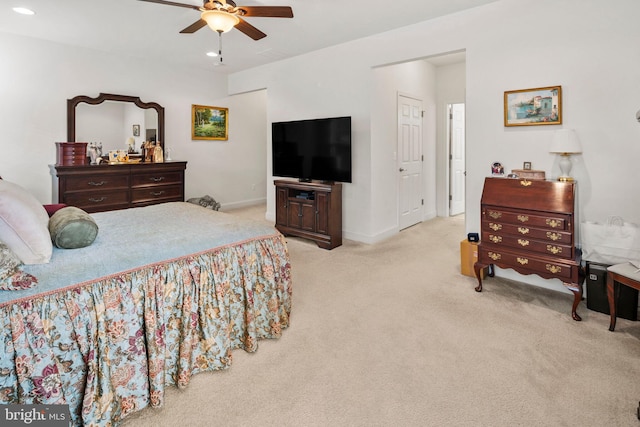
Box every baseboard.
[220,197,266,211]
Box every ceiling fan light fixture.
[201,10,239,33]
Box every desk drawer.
[482,232,574,259]
[483,221,572,244]
[478,248,574,280]
[131,171,183,188]
[131,184,183,204]
[483,208,568,230]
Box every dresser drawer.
[63,175,130,192]
[482,231,574,259]
[483,207,568,231]
[63,190,130,212]
[131,171,183,188]
[131,184,183,204]
[478,248,574,280]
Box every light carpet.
[123,205,640,427]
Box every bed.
[0,191,292,426]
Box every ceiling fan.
[138,0,294,40]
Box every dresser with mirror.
[55,93,187,213]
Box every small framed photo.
[192,105,228,141]
[523,161,532,170]
[504,85,562,126]
[132,124,140,137]
[491,162,504,176]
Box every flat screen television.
[272,116,352,183]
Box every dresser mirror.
[67,93,164,156]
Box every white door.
[449,103,466,216]
[398,94,423,230]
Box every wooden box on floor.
[461,239,486,278]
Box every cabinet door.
[300,203,316,231]
[315,191,329,234]
[287,201,302,228]
[275,187,288,227]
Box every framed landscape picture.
[192,105,228,140]
[504,86,562,127]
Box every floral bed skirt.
[0,234,292,426]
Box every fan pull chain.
[218,31,224,64]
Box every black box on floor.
[586,261,638,321]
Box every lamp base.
[557,176,574,182]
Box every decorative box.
[511,169,546,180]
[56,142,88,166]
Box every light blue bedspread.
[2,202,277,305]
[0,202,292,426]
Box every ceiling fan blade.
[180,19,208,34]
[137,0,201,11]
[236,6,294,18]
[235,18,267,40]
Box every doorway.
[448,103,465,216]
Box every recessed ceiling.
[0,1,497,74]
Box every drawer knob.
[546,264,562,274]
[88,181,107,186]
[517,239,530,247]
[150,191,166,196]
[517,257,529,265]
[518,227,530,234]
[488,252,501,261]
[489,223,502,231]
[546,245,562,255]
[546,219,561,228]
[489,211,502,219]
[546,232,562,241]
[489,235,502,243]
[517,215,529,223]
[150,176,165,182]
[520,179,532,187]
[88,197,106,203]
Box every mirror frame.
[67,93,165,150]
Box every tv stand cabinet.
[274,180,342,249]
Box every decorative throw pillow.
[0,240,22,279]
[0,241,38,291]
[49,206,99,249]
[0,179,52,264]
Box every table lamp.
[550,129,582,182]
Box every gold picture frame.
[191,105,228,140]
[504,85,562,127]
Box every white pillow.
[0,180,52,264]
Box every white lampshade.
[201,10,239,33]
[550,129,582,154]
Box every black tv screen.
[272,116,352,183]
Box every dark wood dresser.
[55,161,187,213]
[274,180,342,249]
[473,177,583,320]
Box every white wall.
[230,0,640,292]
[0,32,267,208]
[371,60,438,240]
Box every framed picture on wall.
[132,124,140,137]
[504,85,562,127]
[191,105,228,141]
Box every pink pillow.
[0,180,52,264]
